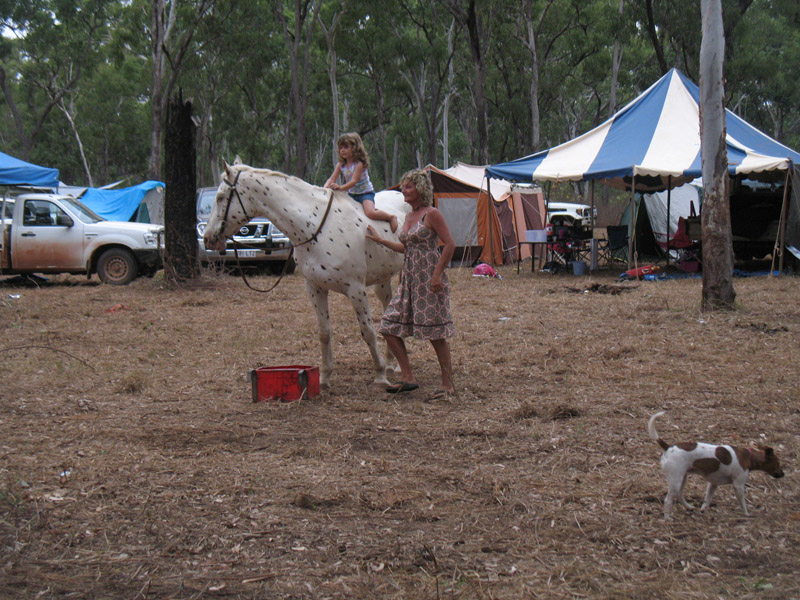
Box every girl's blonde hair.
[337,132,370,168]
[400,169,434,207]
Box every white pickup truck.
[1,191,164,285]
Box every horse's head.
[203,160,251,252]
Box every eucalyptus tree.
[181,0,290,185]
[318,0,348,168]
[446,0,494,164]
[0,0,118,165]
[146,0,213,180]
[700,0,735,309]
[274,0,324,179]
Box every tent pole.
[628,175,636,269]
[771,168,791,276]
[666,175,672,268]
[486,176,496,266]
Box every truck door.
[12,199,85,270]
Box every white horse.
[203,161,407,389]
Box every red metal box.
[249,365,320,402]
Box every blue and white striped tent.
[487,69,800,192]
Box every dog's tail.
[648,411,670,450]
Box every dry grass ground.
[1,265,798,599]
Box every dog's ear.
[764,446,775,457]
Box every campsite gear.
[487,68,800,191]
[0,150,60,188]
[473,263,499,278]
[620,264,660,280]
[677,258,700,273]
[249,365,320,402]
[571,260,588,275]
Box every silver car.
[195,187,294,274]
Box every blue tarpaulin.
[80,181,165,222]
[0,151,60,188]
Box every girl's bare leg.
[363,201,398,232]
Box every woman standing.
[366,169,456,398]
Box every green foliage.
[0,0,797,202]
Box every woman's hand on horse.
[365,225,381,242]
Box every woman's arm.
[366,225,405,253]
[422,209,455,293]
[337,162,365,192]
[324,163,343,189]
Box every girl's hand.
[325,182,340,190]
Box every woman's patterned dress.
[378,219,454,340]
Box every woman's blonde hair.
[336,132,370,168]
[400,169,434,207]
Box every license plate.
[238,249,258,258]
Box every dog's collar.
[746,447,756,465]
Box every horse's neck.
[246,171,334,244]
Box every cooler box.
[249,365,320,402]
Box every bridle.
[219,168,337,293]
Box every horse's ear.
[223,160,233,179]
[233,155,243,166]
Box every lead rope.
[232,188,336,293]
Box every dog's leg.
[700,482,718,512]
[732,477,750,516]
[664,475,685,519]
[678,473,693,510]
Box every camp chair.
[598,225,629,265]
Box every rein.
[221,171,336,293]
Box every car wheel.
[97,248,137,285]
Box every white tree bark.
[699,0,736,309]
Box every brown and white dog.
[648,411,784,519]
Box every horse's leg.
[372,279,399,375]
[304,281,334,390]
[345,283,389,386]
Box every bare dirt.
[1,265,798,599]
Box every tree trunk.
[699,0,736,310]
[442,19,456,169]
[319,4,346,169]
[163,92,198,283]
[58,99,93,187]
[149,0,167,180]
[644,0,668,73]
[604,0,624,207]
[449,0,490,164]
[276,0,323,179]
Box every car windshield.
[197,190,216,220]
[63,197,104,224]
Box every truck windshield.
[196,190,216,220]
[64,197,104,224]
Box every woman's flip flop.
[386,382,419,394]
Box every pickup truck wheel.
[97,248,137,285]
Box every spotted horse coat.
[204,160,407,389]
